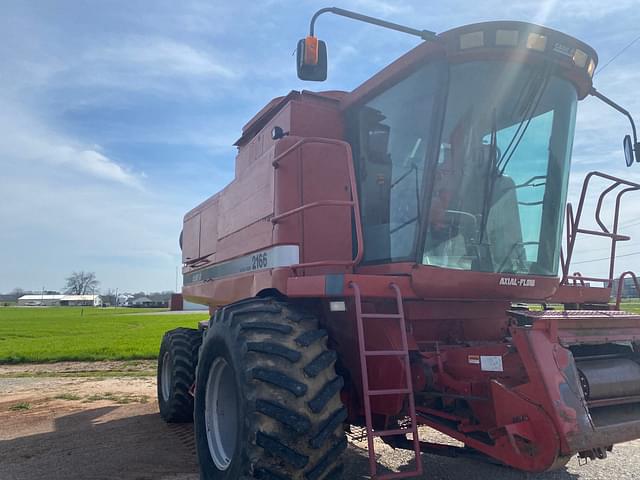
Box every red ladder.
[350,281,423,479]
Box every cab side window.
[348,63,441,263]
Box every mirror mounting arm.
[309,6,437,41]
[590,87,639,147]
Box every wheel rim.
[161,352,171,402]
[205,357,239,470]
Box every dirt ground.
[1,362,640,480]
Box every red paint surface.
[179,20,640,473]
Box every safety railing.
[561,171,640,287]
[270,137,364,271]
[615,271,640,310]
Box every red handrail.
[615,271,640,310]
[271,137,364,271]
[562,171,640,287]
[271,200,354,223]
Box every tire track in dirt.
[1,362,640,480]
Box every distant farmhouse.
[18,294,102,307]
[129,296,169,308]
[0,294,18,305]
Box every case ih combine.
[158,8,640,480]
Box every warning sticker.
[480,356,504,372]
[468,355,480,365]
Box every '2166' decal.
[251,252,269,270]
[499,277,536,287]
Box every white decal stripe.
[184,245,300,285]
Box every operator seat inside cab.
[425,140,525,273]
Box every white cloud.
[0,98,179,292]
[75,149,141,188]
[0,99,141,189]
[0,167,183,292]
[36,37,244,101]
[0,102,186,292]
[2,0,640,293]
[89,37,237,80]
[7,37,243,105]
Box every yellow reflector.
[587,58,596,77]
[496,30,519,47]
[573,49,588,68]
[460,31,484,50]
[526,33,547,51]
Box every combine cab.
[158,8,640,480]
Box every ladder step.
[351,280,423,480]
[373,428,416,437]
[364,350,408,357]
[368,388,411,396]
[361,313,402,319]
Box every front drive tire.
[157,327,202,423]
[194,298,347,480]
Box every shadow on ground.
[0,405,197,480]
[342,441,581,480]
[0,405,584,480]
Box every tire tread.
[195,298,346,480]
[157,327,201,423]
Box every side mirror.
[624,134,637,167]
[296,36,327,81]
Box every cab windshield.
[424,61,577,275]
[350,60,578,276]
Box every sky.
[1,0,640,294]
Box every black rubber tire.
[157,327,202,423]
[194,297,347,480]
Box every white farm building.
[18,294,102,307]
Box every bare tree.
[10,287,25,298]
[64,272,99,295]
[101,288,117,306]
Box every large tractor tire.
[157,327,202,422]
[194,298,347,480]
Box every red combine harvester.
[157,8,640,480]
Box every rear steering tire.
[194,297,347,480]
[157,327,202,423]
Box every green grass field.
[0,307,209,363]
[617,299,640,313]
[2,301,639,364]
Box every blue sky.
[2,0,640,294]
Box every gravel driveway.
[1,362,639,480]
